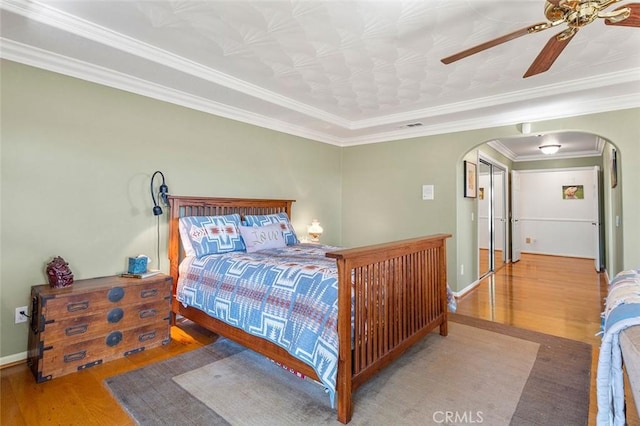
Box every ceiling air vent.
[404,122,423,128]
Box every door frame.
[510,166,602,269]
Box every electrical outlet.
[525,237,531,244]
[15,306,28,324]
[460,264,464,275]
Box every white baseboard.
[0,351,27,368]
[520,250,593,259]
[452,279,481,298]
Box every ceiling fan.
[441,0,640,78]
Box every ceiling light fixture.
[539,144,561,155]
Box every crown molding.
[596,137,606,155]
[350,68,640,130]
[0,38,344,146]
[487,138,602,163]
[2,0,639,148]
[512,151,603,162]
[4,0,640,140]
[488,141,517,161]
[4,36,639,149]
[1,0,352,129]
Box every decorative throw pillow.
[239,223,287,253]
[243,212,299,245]
[178,214,245,257]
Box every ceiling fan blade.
[605,3,640,27]
[523,29,577,78]
[441,22,548,64]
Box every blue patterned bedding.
[176,243,341,405]
[597,268,640,425]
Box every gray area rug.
[104,314,591,425]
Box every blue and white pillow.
[179,214,245,258]
[243,212,299,245]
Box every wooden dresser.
[27,274,172,382]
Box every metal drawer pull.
[106,331,123,347]
[139,309,157,319]
[66,301,89,312]
[64,324,88,336]
[138,331,156,342]
[107,307,124,323]
[140,288,158,298]
[64,350,86,363]
[107,287,125,302]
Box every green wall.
[514,156,603,170]
[341,110,639,293]
[2,59,639,361]
[0,61,342,359]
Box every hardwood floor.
[456,253,637,426]
[457,252,606,347]
[1,320,219,425]
[0,253,629,425]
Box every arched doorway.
[461,130,621,289]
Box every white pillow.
[239,223,287,253]
[243,213,299,245]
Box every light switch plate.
[422,185,434,200]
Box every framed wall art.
[562,185,584,200]
[611,148,618,188]
[464,161,477,198]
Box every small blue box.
[128,257,148,274]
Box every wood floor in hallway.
[455,252,636,426]
[456,253,606,347]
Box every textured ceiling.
[1,0,639,157]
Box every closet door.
[478,160,492,278]
[493,166,507,269]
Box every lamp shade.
[539,144,561,155]
[308,219,323,242]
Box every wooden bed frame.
[167,195,451,423]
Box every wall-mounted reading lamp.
[150,171,169,215]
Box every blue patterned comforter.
[176,243,341,404]
[597,268,640,425]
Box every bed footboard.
[326,233,451,424]
[167,196,451,424]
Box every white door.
[592,166,601,271]
[511,170,521,262]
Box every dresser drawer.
[32,322,170,382]
[39,279,170,321]
[37,299,171,344]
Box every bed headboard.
[166,196,295,287]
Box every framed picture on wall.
[464,161,477,198]
[562,185,584,199]
[611,148,618,188]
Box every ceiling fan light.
[539,144,561,155]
